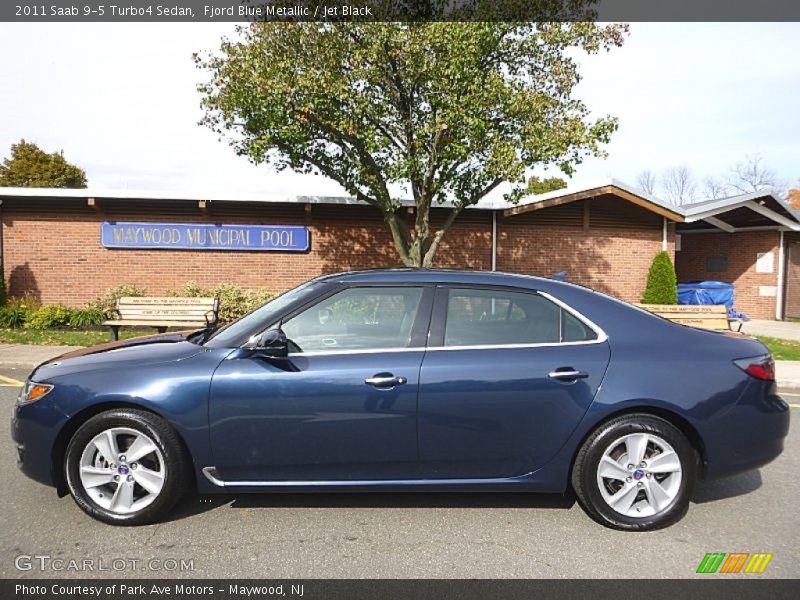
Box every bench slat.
[118,296,217,306]
[116,312,216,321]
[117,308,213,319]
[635,303,735,332]
[103,320,209,327]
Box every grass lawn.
[0,328,157,347]
[755,336,800,361]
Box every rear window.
[443,288,598,347]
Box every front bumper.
[11,396,69,488]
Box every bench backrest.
[635,303,730,331]
[116,296,219,324]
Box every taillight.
[733,356,775,381]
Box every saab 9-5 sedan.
[11,270,790,530]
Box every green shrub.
[0,276,7,307]
[69,307,105,328]
[642,251,678,304]
[0,305,27,328]
[0,295,40,328]
[88,283,147,316]
[24,304,75,330]
[168,281,276,322]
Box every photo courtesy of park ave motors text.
[1,1,799,591]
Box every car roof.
[315,268,562,289]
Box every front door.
[417,286,610,479]
[209,285,432,482]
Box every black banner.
[1,580,799,600]
[3,0,800,22]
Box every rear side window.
[443,288,597,347]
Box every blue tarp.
[677,281,734,308]
[677,281,749,321]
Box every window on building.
[707,256,728,272]
[282,286,423,353]
[443,288,597,347]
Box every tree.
[727,153,780,195]
[526,176,567,195]
[661,166,697,205]
[636,170,657,196]
[789,184,800,210]
[197,16,627,267]
[701,176,727,200]
[0,139,87,188]
[642,251,678,304]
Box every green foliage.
[24,304,75,330]
[0,295,39,328]
[643,252,678,304]
[168,282,275,322]
[0,139,87,188]
[0,306,28,328]
[69,307,105,328]
[87,283,147,317]
[197,17,627,266]
[0,275,7,307]
[525,177,567,195]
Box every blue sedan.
[11,269,790,530]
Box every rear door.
[417,285,610,479]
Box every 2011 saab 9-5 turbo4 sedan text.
[11,270,790,530]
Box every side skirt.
[201,466,540,491]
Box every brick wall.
[497,198,674,303]
[675,231,780,320]
[0,202,490,306]
[1,197,671,308]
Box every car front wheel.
[571,414,698,531]
[65,408,190,525]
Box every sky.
[0,22,798,199]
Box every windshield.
[204,280,325,348]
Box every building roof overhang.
[0,180,797,232]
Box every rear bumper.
[702,381,790,480]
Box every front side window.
[282,286,424,353]
[443,288,597,347]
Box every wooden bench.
[104,296,219,340]
[635,303,743,332]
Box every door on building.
[784,241,800,319]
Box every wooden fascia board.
[502,185,684,222]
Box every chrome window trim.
[287,347,426,357]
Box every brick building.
[0,180,797,320]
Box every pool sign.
[101,222,309,252]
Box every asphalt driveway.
[1,366,797,579]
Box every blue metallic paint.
[11,269,790,497]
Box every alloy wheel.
[78,427,166,514]
[596,432,683,518]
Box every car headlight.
[17,381,54,406]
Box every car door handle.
[548,369,589,381]
[364,374,407,388]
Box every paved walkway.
[0,343,81,371]
[742,319,800,341]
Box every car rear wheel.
[65,409,190,525]
[571,414,697,531]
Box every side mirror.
[244,328,289,358]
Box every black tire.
[571,414,698,531]
[65,408,191,525]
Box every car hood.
[30,331,207,381]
